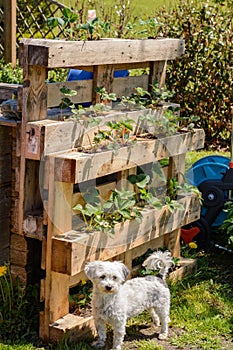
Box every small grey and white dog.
[84,251,174,350]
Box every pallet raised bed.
[52,194,200,276]
[0,37,205,342]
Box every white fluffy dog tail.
[142,251,174,280]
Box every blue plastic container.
[186,155,230,226]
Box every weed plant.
[219,201,233,250]
[0,265,39,344]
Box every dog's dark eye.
[100,275,106,279]
[113,276,117,280]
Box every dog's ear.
[114,261,129,281]
[84,261,98,279]
[122,264,130,281]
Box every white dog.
[84,251,173,350]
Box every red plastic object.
[181,226,200,244]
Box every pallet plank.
[20,38,185,68]
[53,130,205,183]
[51,194,200,275]
[25,105,180,159]
[49,314,96,343]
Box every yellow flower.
[188,242,198,249]
[0,266,7,277]
[81,279,87,285]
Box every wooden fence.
[0,0,68,65]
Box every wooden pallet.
[0,37,206,342]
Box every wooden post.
[149,61,167,89]
[92,65,114,104]
[4,0,16,66]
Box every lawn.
[60,0,174,16]
[0,251,232,350]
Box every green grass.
[60,0,173,15]
[1,253,232,350]
[0,346,37,350]
[169,279,232,349]
[122,254,233,350]
[185,150,230,171]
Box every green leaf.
[136,175,150,188]
[73,203,84,211]
[60,86,77,96]
[127,174,138,184]
[62,8,78,23]
[47,17,65,28]
[83,188,100,205]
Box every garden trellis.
[0,0,69,64]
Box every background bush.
[156,0,233,150]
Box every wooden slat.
[25,105,180,159]
[51,194,200,275]
[47,75,148,108]
[4,0,16,65]
[49,272,70,322]
[20,38,185,68]
[53,182,73,235]
[49,314,96,343]
[23,214,43,239]
[10,265,27,285]
[149,61,167,89]
[164,229,181,257]
[22,65,48,122]
[92,65,114,104]
[0,83,20,101]
[169,258,197,281]
[52,129,205,183]
[41,156,55,341]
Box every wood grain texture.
[52,129,205,183]
[51,194,200,275]
[20,38,185,68]
[49,313,96,343]
[26,105,180,158]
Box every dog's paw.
[158,332,168,340]
[92,340,105,348]
[154,319,160,327]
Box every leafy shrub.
[156,0,233,150]
[220,201,233,249]
[0,264,39,342]
[0,59,23,84]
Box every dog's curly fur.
[84,251,173,350]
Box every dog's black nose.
[105,285,112,291]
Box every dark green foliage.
[0,59,23,84]
[156,0,233,149]
[220,201,233,249]
[0,265,39,343]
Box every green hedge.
[156,0,233,149]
